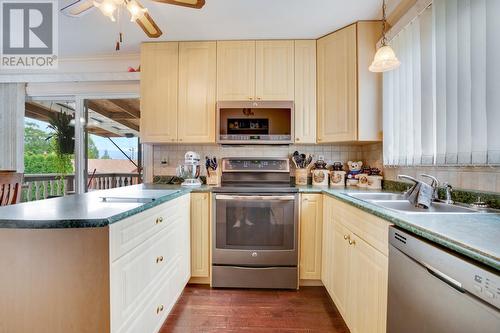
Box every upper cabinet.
[255,40,295,101]
[140,42,179,143]
[178,42,217,143]
[317,22,382,143]
[217,41,256,101]
[294,40,317,144]
[141,41,216,144]
[217,40,294,101]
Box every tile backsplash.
[153,143,383,176]
[383,165,500,193]
[151,142,500,193]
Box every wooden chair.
[0,172,23,206]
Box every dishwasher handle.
[423,262,466,293]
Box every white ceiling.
[59,0,385,57]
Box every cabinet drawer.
[119,257,181,333]
[330,196,391,256]
[111,226,182,331]
[110,195,190,261]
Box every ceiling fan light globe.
[369,45,401,72]
[126,0,148,22]
[93,0,117,22]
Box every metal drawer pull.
[155,217,163,224]
[156,256,164,263]
[216,195,296,201]
[156,304,164,314]
[343,234,350,241]
[348,239,356,246]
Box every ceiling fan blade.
[152,0,205,9]
[136,12,163,38]
[60,0,95,17]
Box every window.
[383,0,500,166]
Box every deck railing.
[23,173,141,202]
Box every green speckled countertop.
[0,183,498,271]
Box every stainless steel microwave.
[216,101,294,144]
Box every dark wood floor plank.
[159,285,350,333]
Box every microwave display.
[227,118,269,135]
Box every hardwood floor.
[159,285,350,333]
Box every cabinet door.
[347,233,388,333]
[217,41,255,101]
[294,40,317,143]
[190,193,210,278]
[178,42,217,143]
[330,217,351,320]
[317,24,357,142]
[140,42,179,143]
[299,194,323,280]
[255,40,295,100]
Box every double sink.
[346,192,484,214]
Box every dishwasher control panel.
[472,274,500,304]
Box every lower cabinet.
[110,194,191,333]
[190,192,211,281]
[299,194,323,280]
[322,195,389,333]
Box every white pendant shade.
[369,45,401,72]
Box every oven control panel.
[222,158,290,172]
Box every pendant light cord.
[381,0,388,46]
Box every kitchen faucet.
[420,174,440,201]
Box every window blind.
[383,0,500,166]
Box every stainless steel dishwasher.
[388,227,500,333]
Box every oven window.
[216,197,295,251]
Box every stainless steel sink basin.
[371,200,478,214]
[346,192,405,201]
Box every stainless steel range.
[212,158,298,289]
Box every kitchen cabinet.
[322,195,389,333]
[217,41,256,101]
[141,41,216,144]
[0,194,191,333]
[178,42,217,143]
[299,194,323,280]
[140,42,179,143]
[255,40,295,100]
[110,194,191,333]
[317,21,382,143]
[217,40,294,101]
[190,192,211,282]
[294,40,317,144]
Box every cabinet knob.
[256,97,262,100]
[296,138,300,142]
[318,138,322,142]
[156,304,164,314]
[343,234,350,241]
[348,239,356,246]
[156,217,163,224]
[248,97,253,100]
[156,256,164,263]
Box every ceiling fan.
[61,0,206,39]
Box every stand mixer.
[176,151,202,187]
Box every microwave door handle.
[215,195,296,201]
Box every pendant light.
[369,0,401,72]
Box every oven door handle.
[215,195,296,201]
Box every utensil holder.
[295,168,309,186]
[206,168,221,186]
